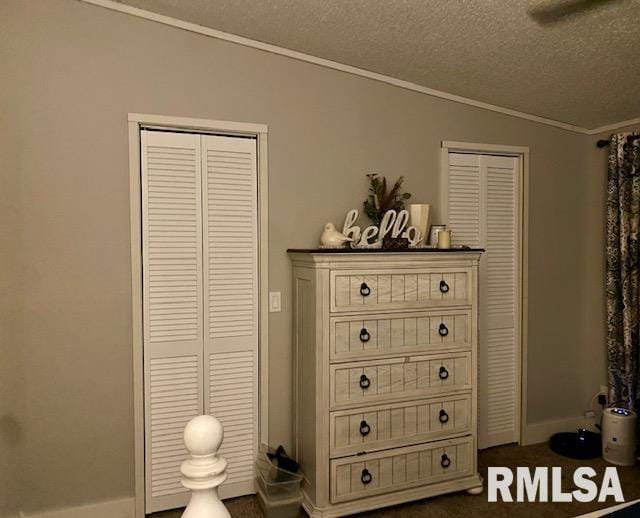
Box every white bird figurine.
[320,223,353,248]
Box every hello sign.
[342,209,422,248]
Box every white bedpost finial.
[181,415,231,518]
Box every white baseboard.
[20,497,135,518]
[523,414,598,446]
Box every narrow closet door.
[447,153,482,248]
[141,130,204,512]
[484,155,519,448]
[446,152,520,449]
[202,135,258,498]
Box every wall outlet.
[584,410,596,419]
[269,291,282,312]
[600,385,608,396]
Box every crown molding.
[79,0,637,136]
[585,117,640,135]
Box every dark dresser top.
[287,247,485,254]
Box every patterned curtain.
[606,132,640,407]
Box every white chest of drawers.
[288,250,483,517]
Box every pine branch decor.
[363,173,411,226]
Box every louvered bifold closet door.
[484,155,519,448]
[448,153,481,249]
[446,152,519,449]
[141,131,204,512]
[202,135,258,498]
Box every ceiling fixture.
[528,0,622,24]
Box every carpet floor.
[152,442,640,517]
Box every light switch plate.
[269,291,282,313]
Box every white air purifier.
[602,407,637,466]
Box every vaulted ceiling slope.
[116,0,639,130]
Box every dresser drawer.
[330,394,471,457]
[330,268,471,313]
[330,309,471,361]
[330,353,471,409]
[330,436,473,503]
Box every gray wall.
[0,0,615,514]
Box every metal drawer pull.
[438,323,449,337]
[441,453,451,468]
[439,409,449,423]
[359,374,371,389]
[359,420,371,436]
[361,468,372,484]
[439,280,450,293]
[359,328,370,343]
[439,366,449,380]
[360,282,371,296]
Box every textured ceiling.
[116,0,640,129]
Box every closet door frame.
[440,140,529,447]
[128,113,269,518]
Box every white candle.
[437,229,451,249]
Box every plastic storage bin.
[256,486,303,518]
[255,451,303,500]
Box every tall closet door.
[141,131,204,512]
[202,135,258,498]
[141,130,259,512]
[446,152,520,449]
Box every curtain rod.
[597,135,640,148]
